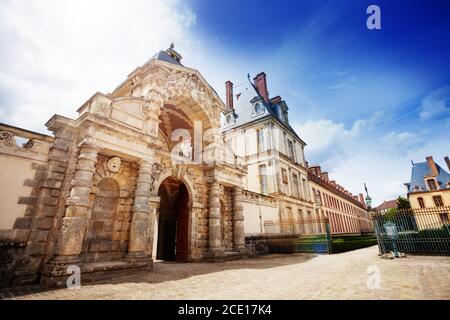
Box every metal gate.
[373,207,450,256]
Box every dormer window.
[226,114,233,124]
[282,110,289,124]
[251,102,264,118]
[427,179,437,190]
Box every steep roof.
[151,50,182,66]
[408,161,450,193]
[221,78,304,144]
[374,199,397,211]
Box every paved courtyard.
[3,246,450,300]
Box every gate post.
[325,218,332,254]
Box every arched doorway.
[156,176,190,262]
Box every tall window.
[292,173,299,198]
[257,128,265,153]
[433,195,444,207]
[302,178,309,201]
[259,165,268,195]
[418,197,425,209]
[427,179,437,190]
[287,139,295,160]
[281,168,288,184]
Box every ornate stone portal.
[1,46,247,288]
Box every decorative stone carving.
[150,163,164,192]
[0,131,17,149]
[107,157,122,173]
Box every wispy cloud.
[419,84,450,122]
[0,0,197,132]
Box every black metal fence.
[373,207,450,256]
[246,218,377,255]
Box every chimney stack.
[225,81,234,109]
[359,193,365,204]
[322,172,329,182]
[445,156,450,172]
[253,72,269,104]
[309,165,322,177]
[426,156,439,176]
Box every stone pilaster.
[232,186,245,252]
[127,160,152,260]
[208,181,222,252]
[55,141,98,260]
[145,196,160,257]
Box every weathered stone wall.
[0,123,77,287]
[81,155,138,262]
[220,187,233,250]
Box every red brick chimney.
[359,193,365,204]
[309,165,322,177]
[321,172,329,182]
[225,81,233,109]
[426,156,439,176]
[253,72,269,104]
[270,96,282,105]
[445,156,450,172]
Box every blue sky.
[0,0,449,206]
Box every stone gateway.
[0,46,246,288]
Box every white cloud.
[293,112,382,169]
[381,131,423,155]
[419,85,450,121]
[0,0,197,133]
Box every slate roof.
[374,199,397,211]
[408,161,450,193]
[151,50,182,66]
[221,78,304,144]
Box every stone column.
[232,186,245,252]
[127,160,152,260]
[208,181,222,252]
[56,141,98,260]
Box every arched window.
[254,103,261,113]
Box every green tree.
[397,196,411,209]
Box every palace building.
[405,156,450,229]
[0,47,371,288]
[221,72,372,236]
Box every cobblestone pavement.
[4,246,450,300]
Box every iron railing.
[373,207,450,256]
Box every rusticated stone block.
[100,241,113,252]
[36,217,55,230]
[48,149,69,162]
[28,229,49,242]
[89,241,101,253]
[37,196,58,206]
[14,217,32,230]
[42,179,63,189]
[93,221,104,230]
[103,221,113,231]
[111,241,120,252]
[48,163,67,174]
[28,242,46,256]
[18,196,38,205]
[35,204,57,217]
[45,172,65,181]
[50,190,60,197]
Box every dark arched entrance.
[157,177,190,262]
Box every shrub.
[331,238,378,253]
